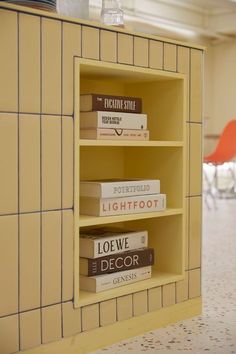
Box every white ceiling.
[89,0,236,42]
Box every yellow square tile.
[178,46,190,121]
[189,196,202,269]
[133,291,148,316]
[62,22,81,115]
[117,295,133,321]
[62,302,81,338]
[148,287,162,312]
[19,14,40,113]
[20,310,41,351]
[19,213,40,312]
[62,117,73,209]
[189,123,202,196]
[0,113,18,215]
[186,123,190,197]
[19,114,40,212]
[149,40,163,69]
[190,49,203,123]
[164,43,177,71]
[42,18,61,114]
[134,37,148,67]
[42,211,61,306]
[100,299,117,327]
[118,33,133,64]
[0,216,18,317]
[42,115,61,210]
[189,268,201,298]
[100,30,117,63]
[42,304,62,344]
[81,304,99,331]
[162,283,176,307]
[62,210,73,302]
[0,314,19,354]
[178,46,189,74]
[176,272,189,303]
[185,197,189,270]
[82,26,99,60]
[0,9,17,111]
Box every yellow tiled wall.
[0,5,203,353]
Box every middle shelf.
[79,208,183,227]
[79,139,184,147]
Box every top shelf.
[79,140,184,147]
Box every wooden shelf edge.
[79,139,184,147]
[78,208,183,227]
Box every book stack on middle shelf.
[79,227,154,292]
[80,93,149,140]
[80,179,166,216]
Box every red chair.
[204,120,236,204]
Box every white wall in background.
[203,38,236,155]
[212,39,236,132]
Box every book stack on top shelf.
[80,93,149,140]
[80,179,166,216]
[79,227,154,292]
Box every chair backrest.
[206,120,236,163]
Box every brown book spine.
[91,94,142,113]
[85,248,154,276]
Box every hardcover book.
[80,179,160,198]
[80,247,154,276]
[80,227,148,258]
[80,194,166,216]
[80,94,142,113]
[80,128,149,140]
[80,111,147,130]
[80,266,152,292]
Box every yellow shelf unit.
[74,58,187,308]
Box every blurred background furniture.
[203,120,236,208]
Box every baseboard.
[23,297,202,354]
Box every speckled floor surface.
[91,199,236,354]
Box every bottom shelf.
[77,270,184,307]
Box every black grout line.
[175,282,177,304]
[40,15,43,344]
[99,29,101,61]
[61,22,64,336]
[176,45,179,73]
[72,55,76,303]
[0,207,73,218]
[98,302,101,327]
[132,293,134,317]
[161,286,164,308]
[17,11,21,351]
[0,111,73,117]
[0,299,75,320]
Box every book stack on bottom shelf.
[80,93,149,140]
[79,227,154,292]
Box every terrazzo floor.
[91,199,236,354]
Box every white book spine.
[80,111,147,130]
[80,230,148,258]
[80,128,149,140]
[80,266,152,292]
[80,194,166,216]
[80,179,160,198]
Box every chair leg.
[203,163,217,209]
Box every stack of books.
[80,93,149,140]
[80,178,166,216]
[79,227,154,292]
